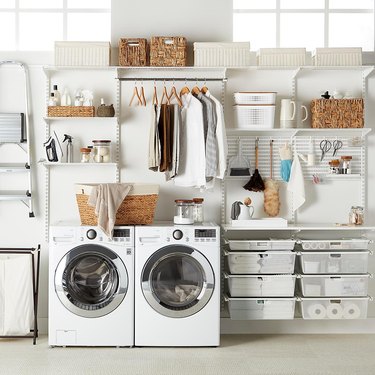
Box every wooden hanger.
[201,85,208,94]
[161,84,170,105]
[169,85,182,106]
[191,86,201,96]
[152,84,159,106]
[180,86,190,97]
[129,85,143,106]
[140,85,147,106]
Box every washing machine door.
[55,244,128,318]
[141,245,215,318]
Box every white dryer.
[49,225,134,347]
[135,224,220,347]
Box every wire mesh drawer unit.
[225,273,296,297]
[54,42,111,66]
[225,250,296,274]
[233,92,277,105]
[233,105,275,129]
[225,296,296,320]
[300,297,369,320]
[299,239,370,251]
[118,38,147,66]
[299,274,370,297]
[228,239,296,251]
[299,251,370,274]
[257,48,307,67]
[313,48,362,66]
[194,42,251,67]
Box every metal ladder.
[0,60,34,217]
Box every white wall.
[0,0,375,334]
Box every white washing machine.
[135,223,220,347]
[49,225,134,347]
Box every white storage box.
[299,239,370,251]
[299,251,369,274]
[228,239,296,251]
[234,104,275,129]
[225,273,296,297]
[55,41,111,66]
[194,42,250,67]
[225,250,296,274]
[313,48,362,66]
[233,92,277,105]
[257,48,307,67]
[299,274,369,297]
[225,296,296,320]
[300,297,369,319]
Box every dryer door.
[55,244,128,318]
[141,245,215,318]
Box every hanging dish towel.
[88,183,132,238]
[287,152,305,211]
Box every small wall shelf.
[43,162,118,167]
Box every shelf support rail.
[117,77,228,82]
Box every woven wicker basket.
[118,38,147,66]
[75,183,159,225]
[48,106,95,117]
[311,99,364,128]
[150,36,187,67]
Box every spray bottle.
[63,134,73,163]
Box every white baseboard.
[220,318,375,334]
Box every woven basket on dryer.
[118,38,147,66]
[75,183,159,225]
[150,36,187,67]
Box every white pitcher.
[280,99,296,128]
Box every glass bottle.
[193,198,204,223]
[349,206,364,225]
[174,200,194,224]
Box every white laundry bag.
[0,254,34,335]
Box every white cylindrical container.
[193,198,204,223]
[174,200,194,224]
[92,140,111,163]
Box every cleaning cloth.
[88,183,132,238]
[287,152,305,211]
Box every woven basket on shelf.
[75,184,159,225]
[47,106,95,117]
[311,99,364,128]
[150,36,187,67]
[118,38,147,66]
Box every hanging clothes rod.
[118,77,228,82]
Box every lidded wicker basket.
[118,38,147,66]
[150,36,187,67]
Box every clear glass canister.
[80,147,91,163]
[92,140,111,163]
[349,206,364,225]
[174,199,194,225]
[341,156,352,174]
[193,198,204,223]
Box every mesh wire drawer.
[299,274,369,297]
[299,251,369,274]
[300,297,369,319]
[226,296,296,320]
[299,239,370,251]
[225,250,296,274]
[228,239,296,251]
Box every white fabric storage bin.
[234,105,275,129]
[55,41,111,66]
[300,239,370,251]
[313,48,362,66]
[225,250,296,274]
[228,239,296,251]
[225,273,296,297]
[299,274,369,297]
[226,296,296,320]
[0,254,33,335]
[257,48,306,67]
[233,92,277,105]
[299,251,369,274]
[300,297,369,319]
[194,42,250,67]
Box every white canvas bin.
[225,273,296,297]
[313,48,362,66]
[194,42,250,67]
[225,296,296,320]
[257,48,307,67]
[300,297,369,319]
[225,250,296,274]
[55,41,111,66]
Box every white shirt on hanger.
[174,93,206,188]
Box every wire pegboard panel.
[226,135,364,181]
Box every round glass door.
[55,244,128,318]
[141,245,214,318]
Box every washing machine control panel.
[86,229,97,240]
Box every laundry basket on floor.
[75,183,159,225]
